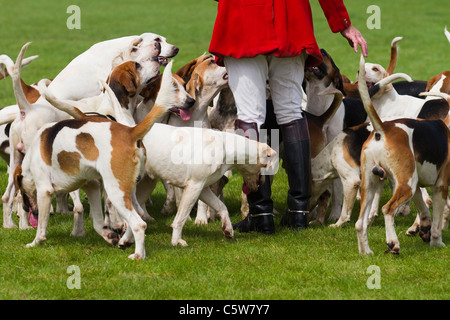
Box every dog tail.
[10,42,37,114]
[358,54,384,134]
[100,79,134,125]
[386,36,402,75]
[0,53,38,81]
[368,72,413,97]
[419,91,450,101]
[131,60,177,140]
[0,105,19,126]
[445,26,450,43]
[317,87,344,126]
[39,82,85,119]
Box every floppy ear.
[334,72,345,94]
[176,58,199,84]
[187,73,202,98]
[425,75,439,92]
[130,37,143,53]
[109,62,139,105]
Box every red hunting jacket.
[209,0,351,68]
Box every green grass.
[0,0,449,300]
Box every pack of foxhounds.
[0,28,448,259]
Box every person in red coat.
[209,0,368,234]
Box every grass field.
[0,0,449,301]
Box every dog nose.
[184,97,195,109]
[172,46,179,56]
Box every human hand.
[340,25,368,57]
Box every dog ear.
[109,62,139,105]
[187,73,202,99]
[130,38,143,53]
[425,75,439,92]
[176,58,199,84]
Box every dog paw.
[308,219,323,226]
[118,240,134,250]
[223,227,234,239]
[128,253,145,260]
[430,238,446,248]
[25,238,45,248]
[70,230,85,237]
[406,225,419,236]
[419,226,431,243]
[172,239,188,247]
[195,217,208,225]
[359,248,374,255]
[3,222,17,229]
[385,242,400,254]
[107,232,120,246]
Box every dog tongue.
[242,183,251,195]
[28,209,38,228]
[179,109,191,121]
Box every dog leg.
[327,179,343,222]
[161,180,177,215]
[107,189,146,259]
[367,185,383,226]
[331,176,359,227]
[406,214,421,236]
[240,191,249,219]
[2,176,18,229]
[55,193,70,214]
[355,165,381,255]
[135,175,158,221]
[69,190,84,237]
[26,189,53,248]
[429,185,446,248]
[171,183,204,247]
[195,200,209,225]
[15,192,31,230]
[82,181,119,245]
[199,186,233,239]
[443,199,450,230]
[410,189,432,242]
[382,183,414,254]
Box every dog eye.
[372,67,379,72]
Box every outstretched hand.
[341,25,368,57]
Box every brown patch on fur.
[426,71,450,94]
[76,132,99,161]
[108,61,140,108]
[176,55,213,84]
[21,79,41,103]
[57,151,81,175]
[40,128,52,166]
[141,75,162,104]
[109,124,139,211]
[342,143,359,169]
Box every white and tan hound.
[12,44,183,260]
[356,54,449,255]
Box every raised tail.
[419,91,450,101]
[131,60,177,140]
[317,87,344,126]
[445,26,450,43]
[0,53,38,80]
[358,54,384,134]
[386,36,403,75]
[10,42,35,114]
[99,79,135,125]
[39,81,85,119]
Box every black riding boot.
[232,119,275,234]
[279,117,311,231]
